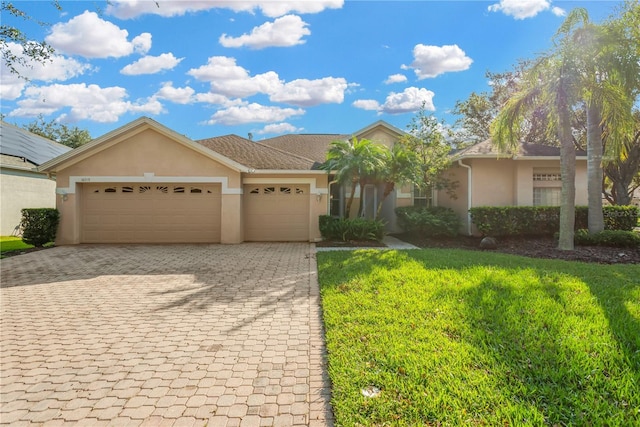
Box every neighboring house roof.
[454,138,587,159]
[0,121,71,166]
[351,120,406,138]
[197,135,320,171]
[259,134,348,164]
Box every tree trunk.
[586,103,604,233]
[557,103,576,250]
[357,179,367,218]
[345,179,357,218]
[376,182,395,218]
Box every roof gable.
[38,117,248,173]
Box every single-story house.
[38,117,587,244]
[0,121,72,235]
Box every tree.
[604,112,640,205]
[559,8,636,233]
[492,53,580,250]
[320,137,387,218]
[1,1,61,78]
[23,116,92,148]
[400,104,456,198]
[375,143,422,217]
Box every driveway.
[0,243,332,427]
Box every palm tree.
[320,137,387,218]
[492,52,580,250]
[558,9,636,233]
[375,143,422,217]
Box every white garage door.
[244,184,310,241]
[81,183,221,243]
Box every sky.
[0,0,622,142]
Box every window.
[413,187,432,207]
[533,169,561,206]
[534,188,561,206]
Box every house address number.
[80,178,91,182]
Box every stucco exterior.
[0,166,58,235]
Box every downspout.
[458,159,472,236]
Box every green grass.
[318,249,640,426]
[0,236,33,253]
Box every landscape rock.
[480,237,498,249]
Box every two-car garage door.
[81,183,221,243]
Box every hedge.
[319,215,385,241]
[469,205,638,237]
[395,206,461,237]
[20,208,60,247]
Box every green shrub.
[319,215,385,241]
[395,206,461,237]
[469,206,630,237]
[575,229,640,248]
[20,208,59,247]
[603,205,639,231]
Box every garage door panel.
[81,184,221,243]
[244,184,310,242]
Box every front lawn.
[0,236,33,254]
[318,249,640,426]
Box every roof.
[454,138,587,159]
[0,121,72,166]
[259,134,348,164]
[38,117,248,173]
[197,135,320,170]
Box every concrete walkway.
[0,243,332,427]
[315,235,419,252]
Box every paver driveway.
[0,243,332,427]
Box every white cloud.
[154,82,195,104]
[552,6,567,17]
[188,56,283,98]
[488,0,551,19]
[107,0,343,19]
[46,11,151,58]
[270,77,347,107]
[8,83,162,122]
[402,44,472,79]
[193,92,235,105]
[352,87,435,115]
[0,42,92,100]
[219,15,310,49]
[381,87,435,114]
[384,74,408,84]
[207,102,304,125]
[352,99,380,111]
[256,122,303,135]
[121,53,183,75]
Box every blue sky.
[1,0,620,141]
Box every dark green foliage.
[395,206,461,237]
[470,206,633,237]
[575,229,640,248]
[319,215,385,242]
[603,205,639,231]
[20,208,59,247]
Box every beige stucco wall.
[53,127,243,245]
[438,158,589,235]
[357,128,399,150]
[0,170,57,235]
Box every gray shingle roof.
[197,135,319,170]
[260,134,348,164]
[454,138,587,158]
[0,121,72,166]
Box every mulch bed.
[394,233,640,265]
[315,239,386,248]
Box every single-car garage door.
[82,183,221,243]
[244,184,310,241]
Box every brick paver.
[1,244,333,426]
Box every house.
[38,117,588,244]
[0,121,72,235]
